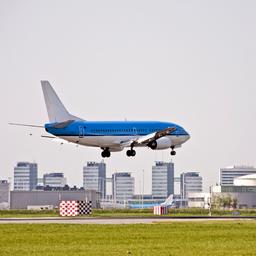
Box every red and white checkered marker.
[59,201,79,217]
[59,200,92,216]
[153,205,168,215]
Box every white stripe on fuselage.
[59,135,190,149]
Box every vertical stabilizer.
[41,81,82,123]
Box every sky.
[1,0,256,194]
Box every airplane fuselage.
[45,120,190,152]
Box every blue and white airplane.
[11,81,190,158]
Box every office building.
[10,190,100,209]
[112,172,134,201]
[234,174,256,186]
[180,172,202,199]
[37,178,44,186]
[0,180,10,204]
[212,185,256,209]
[14,162,38,191]
[187,192,210,208]
[43,173,67,188]
[220,166,256,186]
[83,161,106,199]
[152,161,174,199]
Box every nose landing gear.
[170,150,176,156]
[170,146,176,156]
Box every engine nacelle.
[148,137,172,150]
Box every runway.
[0,216,255,224]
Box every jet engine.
[148,137,172,150]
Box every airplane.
[10,81,190,158]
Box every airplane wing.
[121,127,176,147]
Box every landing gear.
[170,150,176,156]
[148,140,157,150]
[126,149,136,157]
[170,146,176,156]
[101,148,111,158]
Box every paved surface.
[0,216,255,224]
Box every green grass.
[0,222,256,255]
[1,208,256,218]
[0,209,59,218]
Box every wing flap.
[136,132,157,144]
[154,127,176,140]
[135,127,176,145]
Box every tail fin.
[41,81,82,123]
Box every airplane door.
[79,126,85,138]
[133,127,138,136]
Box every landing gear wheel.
[126,149,136,157]
[105,151,110,157]
[126,150,131,157]
[101,149,111,158]
[170,150,176,156]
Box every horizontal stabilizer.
[41,135,56,139]
[41,135,69,145]
[9,123,44,128]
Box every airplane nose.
[184,130,190,141]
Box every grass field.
[1,208,256,218]
[0,221,256,255]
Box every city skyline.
[8,159,256,196]
[1,1,256,193]
[10,160,180,195]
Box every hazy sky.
[1,0,256,194]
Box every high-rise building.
[112,172,134,201]
[43,173,67,188]
[152,161,174,199]
[180,172,202,199]
[14,162,38,191]
[0,180,10,204]
[220,166,256,186]
[83,161,106,199]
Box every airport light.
[208,186,212,216]
[142,169,144,209]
